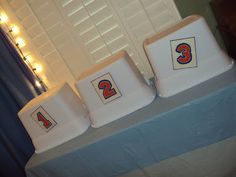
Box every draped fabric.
[0,27,45,177]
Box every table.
[26,65,236,177]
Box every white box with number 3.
[75,51,156,128]
[144,15,234,97]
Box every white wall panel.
[1,0,181,88]
[54,0,180,78]
[109,0,181,77]
[26,0,91,79]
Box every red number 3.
[176,43,192,64]
[98,80,117,99]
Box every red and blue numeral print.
[176,43,192,64]
[36,112,52,129]
[98,79,117,99]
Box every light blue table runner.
[26,65,236,177]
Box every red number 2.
[176,43,192,64]
[37,112,52,129]
[98,80,117,99]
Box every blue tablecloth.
[25,65,236,177]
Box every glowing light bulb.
[0,14,8,23]
[33,63,43,73]
[35,80,41,88]
[24,55,33,63]
[16,38,25,48]
[41,74,47,80]
[9,25,19,34]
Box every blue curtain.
[0,27,45,177]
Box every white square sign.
[170,37,197,70]
[92,73,122,104]
[31,106,57,132]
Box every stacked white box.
[144,15,234,97]
[75,51,156,128]
[18,83,90,153]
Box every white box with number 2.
[144,15,234,97]
[75,51,156,128]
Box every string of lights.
[0,12,48,90]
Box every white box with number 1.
[18,83,90,153]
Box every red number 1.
[176,43,192,64]
[37,112,52,129]
[98,80,117,99]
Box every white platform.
[75,51,156,128]
[144,15,234,97]
[18,83,90,153]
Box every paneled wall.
[0,0,181,89]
